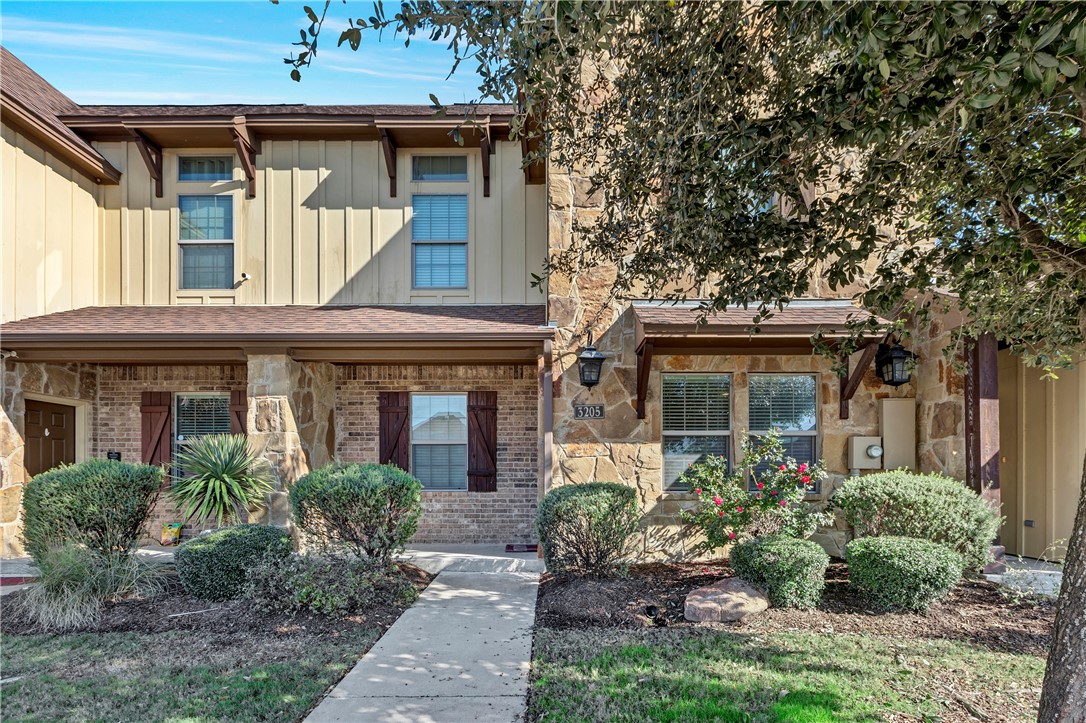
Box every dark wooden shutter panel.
[140,391,172,465]
[229,390,247,434]
[378,391,410,470]
[467,391,498,493]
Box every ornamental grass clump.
[730,535,830,608]
[537,482,639,576]
[846,536,963,612]
[290,463,423,566]
[170,434,275,528]
[833,470,1000,570]
[683,431,831,549]
[175,524,292,601]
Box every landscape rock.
[684,577,769,622]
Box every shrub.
[175,524,292,601]
[21,459,163,563]
[833,470,1000,570]
[683,431,831,549]
[245,555,418,616]
[290,463,423,565]
[170,434,275,527]
[846,536,963,612]
[537,482,639,576]
[730,535,829,608]
[20,544,165,631]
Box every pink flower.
[770,490,778,496]
[778,464,787,471]
[779,500,788,507]
[736,506,744,513]
[717,510,725,517]
[756,482,765,490]
[801,475,811,483]
[694,488,702,495]
[798,463,808,473]
[713,496,723,506]
[727,532,736,540]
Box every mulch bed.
[536,561,1055,656]
[1,563,433,638]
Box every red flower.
[801,475,811,483]
[713,496,723,506]
[779,500,788,507]
[770,490,778,496]
[727,532,736,540]
[717,510,725,517]
[694,488,702,495]
[778,464,787,471]
[798,463,808,473]
[756,482,765,489]
[736,506,744,513]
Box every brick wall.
[335,364,538,545]
[94,365,247,535]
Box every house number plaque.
[573,404,605,420]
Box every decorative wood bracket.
[480,129,494,197]
[379,129,397,198]
[231,116,258,199]
[635,339,654,420]
[131,130,163,198]
[839,342,879,419]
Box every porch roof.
[0,304,552,364]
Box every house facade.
[1,48,1082,561]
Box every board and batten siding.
[91,139,547,308]
[1,123,99,323]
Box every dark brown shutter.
[229,390,247,434]
[378,391,410,469]
[467,391,498,492]
[140,391,172,465]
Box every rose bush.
[683,431,831,550]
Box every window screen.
[748,374,819,491]
[179,195,233,289]
[412,155,468,181]
[412,195,468,240]
[180,196,232,241]
[179,243,233,289]
[411,394,468,490]
[661,374,731,491]
[413,195,468,288]
[179,156,233,182]
[413,244,468,288]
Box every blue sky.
[1,1,485,105]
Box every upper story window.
[412,155,468,182]
[662,374,731,491]
[748,374,819,491]
[411,393,468,490]
[179,156,233,182]
[179,195,233,290]
[412,195,468,288]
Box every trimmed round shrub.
[175,524,292,601]
[245,555,419,617]
[21,459,164,563]
[290,463,423,565]
[730,535,829,608]
[537,483,639,576]
[846,536,963,612]
[833,470,1000,570]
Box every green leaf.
[967,93,1000,109]
[878,58,890,80]
[1033,22,1063,51]
[304,5,319,23]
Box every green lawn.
[529,628,1045,722]
[0,627,377,723]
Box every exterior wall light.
[875,339,916,387]
[577,332,606,388]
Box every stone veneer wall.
[335,364,538,545]
[546,164,969,560]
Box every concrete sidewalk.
[306,566,540,723]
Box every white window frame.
[177,155,235,183]
[411,194,469,290]
[661,373,733,492]
[409,392,469,491]
[747,373,820,493]
[178,193,235,290]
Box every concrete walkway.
[306,547,541,723]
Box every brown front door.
[24,400,77,477]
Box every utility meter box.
[848,436,884,471]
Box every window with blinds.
[412,195,468,288]
[748,374,819,491]
[179,195,234,289]
[411,394,468,490]
[661,374,731,491]
[174,394,232,475]
[412,155,468,182]
[179,156,233,182]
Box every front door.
[24,399,76,477]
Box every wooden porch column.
[965,333,1000,506]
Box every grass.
[529,628,1046,722]
[0,627,378,722]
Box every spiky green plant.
[170,434,275,528]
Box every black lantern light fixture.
[577,332,606,388]
[875,337,917,387]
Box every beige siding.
[90,139,544,308]
[1,123,99,322]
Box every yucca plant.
[170,434,275,528]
